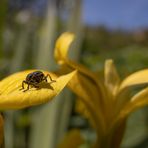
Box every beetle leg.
[28,82,39,89]
[45,74,56,83]
[22,83,30,92]
[27,83,30,90]
[43,75,48,82]
[20,81,26,90]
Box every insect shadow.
[37,81,55,90]
[20,80,56,92]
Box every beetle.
[20,71,56,91]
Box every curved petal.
[58,129,84,148]
[54,32,109,133]
[54,32,74,64]
[67,71,107,135]
[115,69,148,113]
[104,59,120,96]
[119,87,148,120]
[0,70,76,109]
[54,32,104,92]
[54,33,108,110]
[119,69,148,92]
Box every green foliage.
[81,26,148,76]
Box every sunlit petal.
[119,69,148,92]
[54,32,74,64]
[119,87,148,120]
[115,69,148,113]
[67,70,107,135]
[54,32,103,91]
[54,32,114,134]
[0,70,76,109]
[104,59,120,96]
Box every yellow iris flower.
[55,32,148,148]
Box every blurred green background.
[1,0,148,148]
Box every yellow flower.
[0,70,76,110]
[54,32,148,148]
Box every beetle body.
[26,71,45,84]
[20,71,55,91]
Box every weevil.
[20,71,56,91]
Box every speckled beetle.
[20,71,56,91]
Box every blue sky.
[10,0,148,30]
[83,0,148,29]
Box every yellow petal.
[54,32,104,96]
[67,70,107,134]
[104,59,120,96]
[54,32,108,133]
[66,60,114,125]
[75,98,89,118]
[68,71,101,105]
[54,32,74,64]
[59,60,108,109]
[115,69,148,112]
[75,98,97,129]
[119,87,148,120]
[0,70,76,109]
[119,69,148,92]
[58,129,84,148]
